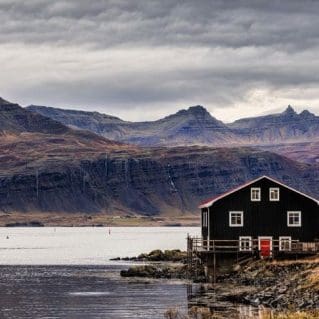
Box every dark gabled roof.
[199,175,319,208]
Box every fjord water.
[0,227,198,319]
[0,227,261,318]
[0,227,199,265]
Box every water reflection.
[0,265,188,319]
[0,265,272,319]
[0,228,272,318]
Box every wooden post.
[213,252,216,284]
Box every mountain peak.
[174,105,212,119]
[171,105,212,119]
[0,97,11,105]
[283,105,297,116]
[187,105,208,113]
[300,109,315,118]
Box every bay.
[0,227,264,318]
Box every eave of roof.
[198,175,319,209]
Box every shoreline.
[0,212,200,227]
[117,250,319,314]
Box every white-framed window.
[229,211,243,227]
[251,188,261,201]
[202,209,208,227]
[287,211,301,227]
[279,236,292,251]
[269,188,280,201]
[239,236,252,251]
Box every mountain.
[0,98,138,213]
[0,98,316,215]
[27,105,237,146]
[27,104,319,147]
[0,97,127,148]
[0,98,69,135]
[229,105,319,143]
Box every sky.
[1,0,319,122]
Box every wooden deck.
[187,236,319,282]
[187,236,319,255]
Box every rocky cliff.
[0,142,318,214]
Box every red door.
[260,239,271,258]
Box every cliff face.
[0,145,317,214]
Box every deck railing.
[187,236,319,254]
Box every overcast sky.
[1,0,319,122]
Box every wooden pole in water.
[213,240,216,284]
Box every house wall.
[202,178,319,242]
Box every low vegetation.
[164,307,218,319]
[266,310,319,319]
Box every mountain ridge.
[27,103,319,147]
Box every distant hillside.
[0,98,68,135]
[0,98,316,215]
[27,104,319,148]
[27,105,238,146]
[229,105,319,143]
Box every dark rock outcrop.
[120,264,188,279]
[111,249,187,262]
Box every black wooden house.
[187,176,319,280]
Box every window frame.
[251,187,261,201]
[239,236,252,251]
[202,209,208,228]
[279,236,292,251]
[269,187,280,201]
[287,211,301,227]
[229,211,243,227]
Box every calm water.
[0,227,263,318]
[0,227,199,265]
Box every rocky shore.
[117,249,206,281]
[112,249,188,262]
[116,249,319,314]
[118,250,319,313]
[120,264,188,279]
[216,258,319,311]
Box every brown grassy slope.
[0,131,138,175]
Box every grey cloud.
[1,0,319,50]
[1,0,319,121]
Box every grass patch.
[263,310,319,319]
